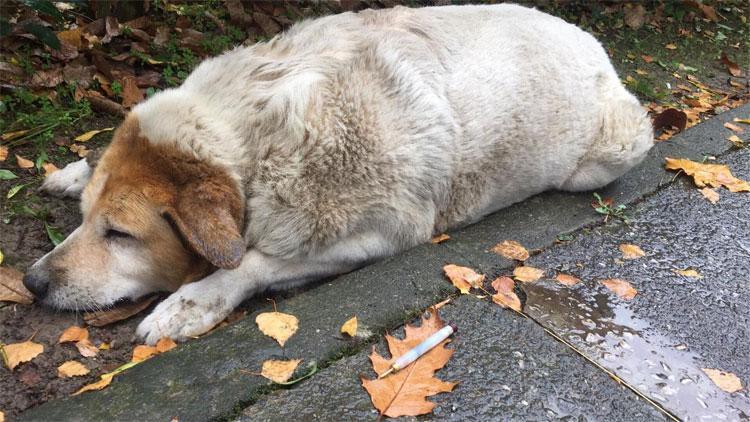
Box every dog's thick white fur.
[37,4,652,344]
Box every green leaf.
[23,22,61,51]
[45,222,65,246]
[22,0,64,21]
[0,170,18,180]
[6,184,27,199]
[35,150,48,171]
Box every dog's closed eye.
[105,228,133,240]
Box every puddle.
[522,280,750,421]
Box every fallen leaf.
[42,162,59,175]
[720,52,742,77]
[132,345,157,362]
[724,122,744,134]
[430,234,450,244]
[665,43,677,50]
[155,337,177,353]
[57,28,83,49]
[734,118,750,125]
[0,266,34,304]
[624,4,646,29]
[73,373,114,395]
[491,276,521,312]
[665,158,750,192]
[59,326,89,343]
[69,144,90,157]
[2,341,44,370]
[58,360,90,378]
[619,244,646,260]
[84,295,157,326]
[727,135,744,148]
[653,109,688,133]
[0,145,7,161]
[700,188,720,204]
[642,55,654,63]
[1,410,4,421]
[555,273,581,286]
[74,127,114,142]
[341,316,358,337]
[1,130,29,142]
[433,298,452,309]
[361,308,456,417]
[260,359,302,383]
[256,311,299,347]
[99,343,110,350]
[702,368,743,393]
[601,278,638,300]
[443,264,484,294]
[673,268,703,278]
[635,68,648,76]
[15,154,34,169]
[513,266,544,283]
[121,76,143,108]
[491,240,530,261]
[75,339,98,357]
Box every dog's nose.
[23,272,49,300]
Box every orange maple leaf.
[361,308,456,417]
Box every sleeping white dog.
[28,4,653,344]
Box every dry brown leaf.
[433,298,452,309]
[340,316,358,337]
[256,311,299,347]
[260,359,302,383]
[84,295,157,326]
[430,234,450,244]
[727,135,745,148]
[2,341,44,370]
[641,55,654,63]
[57,28,83,49]
[75,339,99,358]
[361,308,456,417]
[42,162,59,176]
[555,273,581,286]
[619,244,646,260]
[69,144,90,158]
[443,264,484,294]
[131,345,157,362]
[156,337,177,353]
[635,68,648,76]
[0,145,7,161]
[0,266,34,304]
[513,266,544,283]
[720,52,742,77]
[1,130,29,142]
[653,109,687,134]
[121,76,143,108]
[490,276,521,312]
[59,326,89,343]
[15,154,33,169]
[700,188,720,204]
[724,122,745,133]
[58,360,90,378]
[665,43,677,50]
[73,373,114,395]
[702,368,743,393]
[673,268,702,278]
[491,240,530,261]
[74,127,114,142]
[601,279,638,300]
[623,4,646,29]
[665,158,750,192]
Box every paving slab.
[18,105,750,421]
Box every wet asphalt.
[19,105,750,421]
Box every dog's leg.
[136,233,393,344]
[40,158,92,198]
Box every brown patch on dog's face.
[26,116,245,310]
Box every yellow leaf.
[702,368,743,393]
[0,266,33,304]
[73,373,114,395]
[430,234,450,244]
[0,248,3,265]
[513,266,544,283]
[673,268,702,278]
[665,158,750,192]
[361,308,455,417]
[635,68,648,75]
[75,339,99,358]
[700,188,720,204]
[724,122,745,133]
[155,337,177,353]
[74,127,114,142]
[58,360,90,378]
[619,244,646,260]
[727,135,744,148]
[98,342,110,350]
[0,145,7,161]
[256,311,299,347]
[601,279,638,300]
[1,410,4,422]
[665,43,677,50]
[491,276,521,312]
[733,118,750,125]
[491,240,530,261]
[443,264,484,294]
[1,130,29,142]
[59,326,89,343]
[69,144,90,158]
[260,359,302,384]
[555,273,581,286]
[15,154,33,169]
[340,316,358,337]
[2,341,44,370]
[131,345,157,362]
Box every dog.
[26,4,653,344]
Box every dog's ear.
[163,179,245,270]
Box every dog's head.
[23,115,245,310]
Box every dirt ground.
[1,0,747,418]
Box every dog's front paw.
[40,159,91,198]
[135,284,232,345]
